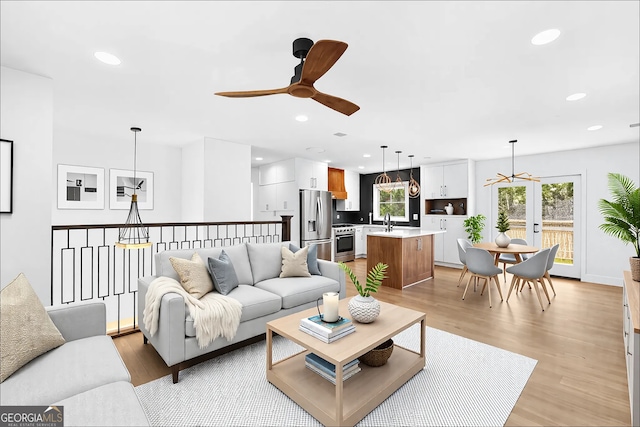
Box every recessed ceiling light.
[305,146,325,153]
[363,154,371,158]
[325,160,332,163]
[333,132,347,137]
[531,29,561,46]
[295,115,308,122]
[255,157,263,161]
[587,125,603,131]
[358,166,365,169]
[94,51,121,65]
[566,93,586,101]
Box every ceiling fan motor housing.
[292,38,314,59]
[290,38,314,84]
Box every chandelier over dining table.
[484,140,540,186]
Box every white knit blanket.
[143,277,243,349]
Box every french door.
[492,174,581,279]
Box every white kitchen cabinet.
[259,159,295,185]
[258,181,296,212]
[361,226,380,256]
[296,158,328,190]
[258,183,276,212]
[355,226,365,258]
[422,162,468,199]
[422,216,465,264]
[336,169,360,211]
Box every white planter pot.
[348,295,381,323]
[495,232,511,248]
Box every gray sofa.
[138,240,346,383]
[0,303,149,426]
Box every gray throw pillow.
[289,243,321,275]
[207,250,240,295]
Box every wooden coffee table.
[266,299,426,427]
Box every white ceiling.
[1,1,638,172]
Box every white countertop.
[354,225,418,230]
[367,229,446,238]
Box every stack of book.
[305,353,360,384]
[299,315,355,343]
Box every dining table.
[473,242,539,265]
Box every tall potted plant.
[598,173,640,281]
[339,262,388,323]
[495,210,511,248]
[463,214,486,244]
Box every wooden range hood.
[328,167,348,199]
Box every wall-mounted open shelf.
[425,198,467,215]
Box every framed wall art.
[109,168,154,210]
[57,164,105,209]
[1,139,13,213]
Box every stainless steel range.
[332,224,355,262]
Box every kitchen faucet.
[383,213,393,232]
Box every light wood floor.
[114,259,632,426]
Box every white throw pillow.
[280,246,311,278]
[1,273,66,382]
[169,252,214,299]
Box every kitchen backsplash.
[331,168,421,227]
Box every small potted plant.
[338,262,388,323]
[495,210,511,248]
[463,214,486,244]
[598,173,640,281]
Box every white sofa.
[138,240,346,383]
[0,303,149,426]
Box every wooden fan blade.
[311,91,360,116]
[215,87,289,98]
[300,40,348,85]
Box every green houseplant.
[339,262,388,323]
[495,210,511,248]
[598,173,640,281]
[463,214,486,244]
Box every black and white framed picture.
[57,164,105,209]
[1,139,13,213]
[109,168,154,210]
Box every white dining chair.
[541,243,559,296]
[456,238,473,287]
[498,238,529,283]
[462,247,504,308]
[506,248,551,311]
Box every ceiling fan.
[215,38,360,116]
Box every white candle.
[323,292,340,322]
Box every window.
[373,181,409,222]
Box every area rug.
[135,325,537,426]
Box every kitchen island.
[367,229,445,289]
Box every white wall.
[52,130,182,225]
[0,67,53,303]
[181,140,205,221]
[181,137,251,221]
[203,138,251,221]
[474,141,640,286]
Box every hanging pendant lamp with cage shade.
[408,154,421,198]
[374,145,394,193]
[116,127,152,249]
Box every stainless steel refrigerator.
[299,189,333,261]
